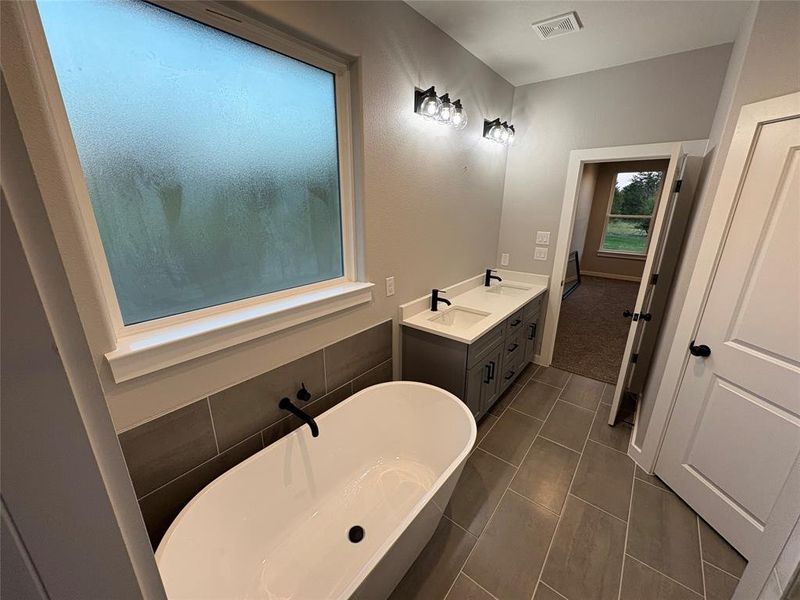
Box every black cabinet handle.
[689,341,711,357]
[528,323,536,340]
[484,363,491,384]
[489,360,496,380]
[510,318,522,327]
[507,343,519,352]
[504,370,515,381]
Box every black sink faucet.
[485,269,503,287]
[279,397,319,437]
[431,289,452,312]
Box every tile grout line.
[541,581,570,600]
[588,437,631,457]
[474,446,519,469]
[449,367,573,600]
[206,397,221,455]
[537,434,583,456]
[322,347,329,394]
[633,475,672,493]
[625,553,705,598]
[616,425,637,600]
[507,487,562,519]
[461,572,501,600]
[698,516,708,599]
[703,559,742,583]
[531,373,601,600]
[567,493,627,525]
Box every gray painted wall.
[496,44,732,275]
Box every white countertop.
[400,270,548,344]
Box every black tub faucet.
[279,397,319,437]
[431,289,452,312]
[485,269,503,287]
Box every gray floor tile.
[512,380,560,420]
[390,517,476,600]
[571,440,634,521]
[479,409,542,466]
[539,401,595,452]
[699,520,747,578]
[489,383,520,416]
[600,385,614,405]
[635,465,670,491]
[590,403,632,452]
[533,366,571,388]
[444,573,494,600]
[516,362,540,385]
[541,496,626,600]
[560,375,605,411]
[704,562,740,600]
[510,437,579,515]
[464,492,558,600]
[533,583,568,600]
[627,480,703,594]
[620,556,702,600]
[475,414,498,446]
[445,448,516,537]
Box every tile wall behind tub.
[118,320,393,548]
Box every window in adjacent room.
[37,0,353,326]
[600,170,665,256]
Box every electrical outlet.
[385,276,395,297]
[536,231,550,245]
[534,247,548,261]
[500,253,510,266]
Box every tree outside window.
[601,171,664,255]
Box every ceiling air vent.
[531,12,582,40]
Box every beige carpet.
[552,276,640,383]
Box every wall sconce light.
[483,118,515,144]
[414,86,467,129]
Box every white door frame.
[638,92,800,600]
[541,140,708,368]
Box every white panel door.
[657,114,800,558]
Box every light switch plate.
[385,276,395,296]
[500,253,510,266]
[534,247,548,261]
[536,231,550,245]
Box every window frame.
[597,169,664,259]
[34,0,370,382]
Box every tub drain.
[348,525,365,543]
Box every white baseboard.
[581,270,642,282]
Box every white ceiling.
[406,1,752,86]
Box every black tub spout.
[279,397,319,437]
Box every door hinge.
[674,179,683,193]
[650,273,659,285]
[630,353,639,364]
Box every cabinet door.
[465,362,487,418]
[524,318,538,364]
[480,345,503,414]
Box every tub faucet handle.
[297,382,312,402]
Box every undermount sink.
[428,306,490,328]
[485,283,532,297]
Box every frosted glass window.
[38,0,344,325]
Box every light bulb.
[419,94,441,118]
[437,94,454,123]
[451,101,467,129]
[506,126,515,144]
[490,124,504,142]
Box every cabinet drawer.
[467,322,504,369]
[504,309,525,337]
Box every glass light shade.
[419,94,441,118]
[489,124,504,142]
[451,105,467,129]
[506,126,515,144]
[437,99,454,123]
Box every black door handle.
[640,313,652,322]
[689,341,711,357]
[623,310,634,319]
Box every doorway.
[552,160,668,385]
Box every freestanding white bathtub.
[156,381,476,599]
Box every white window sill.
[105,281,374,383]
[597,251,647,261]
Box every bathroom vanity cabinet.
[402,296,542,420]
